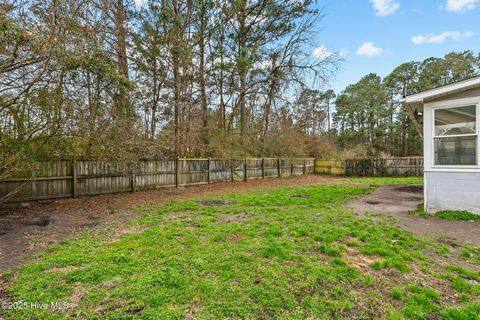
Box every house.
[403,76,480,214]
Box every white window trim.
[431,101,480,169]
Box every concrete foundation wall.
[425,171,480,214]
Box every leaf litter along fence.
[0,158,315,204]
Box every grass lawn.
[2,177,480,319]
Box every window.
[434,105,477,166]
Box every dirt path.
[348,184,480,247]
[0,175,345,273]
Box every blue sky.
[313,0,480,93]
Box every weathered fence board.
[1,157,417,204]
[314,157,423,177]
[314,159,345,175]
[0,158,315,203]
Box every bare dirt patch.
[347,184,480,247]
[218,233,247,243]
[199,200,237,206]
[98,277,122,289]
[69,285,87,310]
[345,246,381,271]
[0,175,343,273]
[290,194,310,198]
[220,212,256,223]
[344,246,464,310]
[23,216,51,227]
[47,265,85,274]
[392,185,423,193]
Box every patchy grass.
[410,203,480,222]
[409,203,429,218]
[2,178,479,319]
[436,211,480,222]
[348,177,423,186]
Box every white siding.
[425,171,480,214]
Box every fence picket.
[314,157,423,177]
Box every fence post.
[131,170,136,192]
[230,159,235,182]
[303,159,306,175]
[415,157,419,176]
[244,158,248,181]
[72,157,77,198]
[277,158,281,178]
[207,158,211,184]
[176,158,180,187]
[291,161,294,176]
[262,158,265,179]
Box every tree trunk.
[238,9,247,139]
[219,28,226,136]
[150,55,158,139]
[198,0,208,152]
[262,55,277,142]
[326,100,331,133]
[115,0,130,119]
[262,78,275,142]
[173,55,181,156]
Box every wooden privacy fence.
[314,157,424,177]
[0,158,315,203]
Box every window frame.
[432,102,480,168]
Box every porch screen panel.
[434,105,477,166]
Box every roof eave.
[403,76,480,104]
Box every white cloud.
[444,0,478,12]
[312,45,349,60]
[370,0,400,16]
[356,42,385,57]
[312,45,333,59]
[411,31,473,44]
